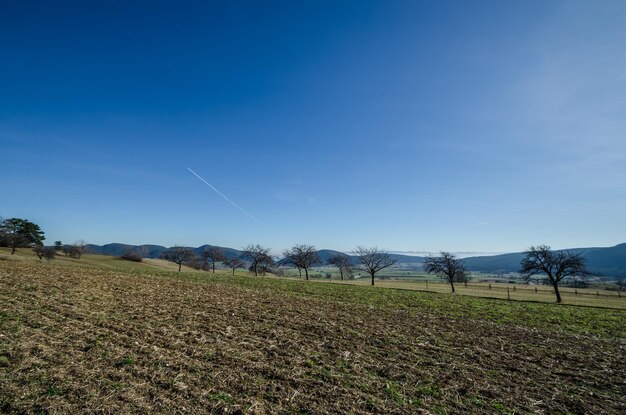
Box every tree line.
[158,243,590,303]
[2,217,592,303]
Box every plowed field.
[1,262,624,414]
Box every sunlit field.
[1,259,624,414]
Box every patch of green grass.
[44,386,63,396]
[207,392,233,403]
[491,400,514,414]
[176,272,625,338]
[415,384,442,399]
[0,355,9,366]
[115,357,135,368]
[384,381,405,405]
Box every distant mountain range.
[86,242,626,276]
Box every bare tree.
[353,247,397,286]
[60,242,87,259]
[68,240,88,259]
[120,247,144,262]
[160,246,197,272]
[33,245,46,260]
[62,245,76,257]
[283,244,320,280]
[423,252,468,293]
[33,246,56,261]
[202,247,226,273]
[43,246,56,261]
[281,250,303,277]
[520,245,590,303]
[224,257,245,275]
[327,254,353,280]
[2,234,29,255]
[241,244,273,276]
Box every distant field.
[1,260,624,414]
[283,268,625,309]
[329,279,626,309]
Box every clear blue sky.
[2,1,625,253]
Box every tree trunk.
[304,268,309,280]
[232,268,235,275]
[178,262,182,272]
[450,279,455,293]
[212,262,215,273]
[298,268,302,278]
[371,273,375,286]
[11,246,16,255]
[339,268,344,281]
[553,282,562,303]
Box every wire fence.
[356,277,625,299]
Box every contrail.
[186,167,258,221]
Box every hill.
[85,242,626,275]
[463,243,626,275]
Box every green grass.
[3,248,624,333]
[0,248,199,272]
[161,270,625,338]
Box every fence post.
[507,286,511,300]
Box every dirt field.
[1,261,625,414]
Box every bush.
[120,249,143,262]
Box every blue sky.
[1,1,625,253]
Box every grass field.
[327,279,626,309]
[0,248,201,273]
[1,258,625,414]
[4,248,623,309]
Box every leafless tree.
[69,240,88,259]
[241,244,273,276]
[283,244,320,280]
[202,247,226,273]
[120,247,144,262]
[327,254,353,280]
[2,234,29,255]
[423,252,468,293]
[224,257,245,275]
[281,250,303,277]
[60,242,88,259]
[160,246,197,272]
[62,245,75,257]
[353,247,397,286]
[520,245,590,303]
[32,246,56,261]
